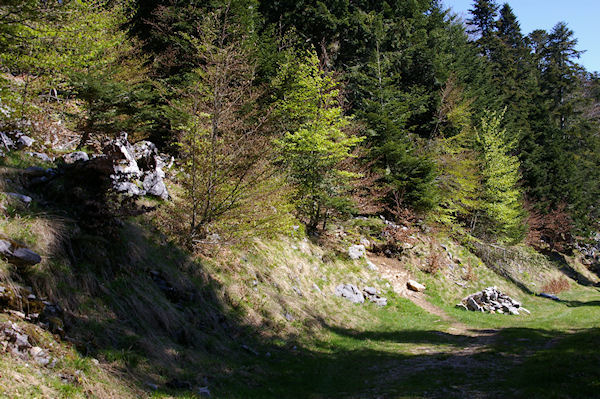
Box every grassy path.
[214,257,600,398]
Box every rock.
[104,132,141,179]
[334,284,364,304]
[63,151,89,164]
[348,244,366,260]
[365,260,378,271]
[11,247,42,266]
[360,238,370,247]
[14,332,30,349]
[467,297,483,312]
[363,286,377,296]
[0,240,12,257]
[113,181,144,196]
[372,297,387,306]
[29,346,51,366]
[407,279,426,292]
[132,140,159,170]
[6,193,32,205]
[26,152,52,162]
[22,166,48,177]
[142,170,169,199]
[362,287,387,307]
[16,136,34,149]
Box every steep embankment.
[1,145,600,398]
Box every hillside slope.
[1,149,600,398]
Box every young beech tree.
[169,3,270,242]
[274,50,363,232]
[476,109,525,243]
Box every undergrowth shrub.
[526,202,573,253]
[541,276,570,294]
[424,241,444,274]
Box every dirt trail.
[369,254,494,339]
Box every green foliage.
[476,110,525,243]
[432,77,482,228]
[274,49,363,231]
[167,4,278,242]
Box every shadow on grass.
[237,326,600,399]
[545,251,600,287]
[563,300,600,307]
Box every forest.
[2,0,599,247]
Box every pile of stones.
[457,286,530,315]
[334,283,387,306]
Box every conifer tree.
[476,110,525,242]
[467,0,499,58]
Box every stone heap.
[457,286,530,315]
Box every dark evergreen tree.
[466,0,499,57]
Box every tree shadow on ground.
[563,299,600,307]
[544,251,600,287]
[255,326,600,399]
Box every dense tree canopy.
[1,0,599,243]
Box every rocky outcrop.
[335,284,364,303]
[0,239,42,267]
[348,244,366,260]
[457,287,529,315]
[335,283,388,306]
[56,133,170,200]
[103,133,169,199]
